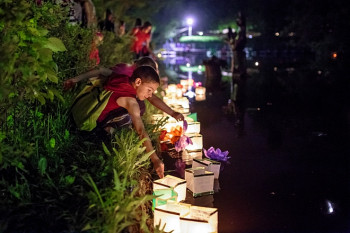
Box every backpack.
[71,80,113,131]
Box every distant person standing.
[130,18,142,36]
[233,12,247,74]
[226,26,237,73]
[131,21,153,59]
[203,55,226,94]
[116,20,126,36]
[99,9,115,32]
[81,0,97,28]
[231,12,247,135]
[68,0,82,25]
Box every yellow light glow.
[195,87,206,95]
[332,52,337,59]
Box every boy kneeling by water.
[66,59,184,178]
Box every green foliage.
[0,1,164,232]
[84,171,154,233]
[98,31,133,67]
[50,23,94,79]
[0,1,66,111]
[110,129,152,181]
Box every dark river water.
[158,49,350,233]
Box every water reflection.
[158,47,349,232]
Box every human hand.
[171,111,184,121]
[63,79,76,90]
[153,157,164,178]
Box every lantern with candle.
[153,175,187,202]
[185,167,214,197]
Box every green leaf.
[0,132,6,142]
[38,48,53,62]
[38,28,49,36]
[47,70,58,83]
[135,150,153,166]
[38,157,47,175]
[49,138,56,148]
[47,89,54,101]
[28,27,39,36]
[102,142,111,156]
[35,92,46,105]
[65,175,75,185]
[44,37,66,52]
[64,129,70,140]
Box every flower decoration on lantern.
[159,121,193,152]
[203,147,230,163]
[174,120,192,152]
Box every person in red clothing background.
[130,18,142,36]
[131,21,153,59]
[89,31,104,67]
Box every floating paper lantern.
[153,175,187,202]
[175,97,190,109]
[195,94,206,101]
[182,150,203,164]
[195,86,206,95]
[185,133,203,151]
[154,202,191,233]
[180,206,218,233]
[180,79,189,87]
[176,88,183,98]
[185,167,214,197]
[186,122,200,134]
[167,84,177,95]
[192,158,221,179]
[153,188,178,209]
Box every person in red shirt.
[131,21,152,59]
[64,57,184,178]
[89,32,103,67]
[130,18,142,36]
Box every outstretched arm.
[147,95,184,121]
[118,96,164,178]
[63,67,112,90]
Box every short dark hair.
[134,56,157,70]
[130,66,160,84]
[142,21,152,29]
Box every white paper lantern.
[185,133,203,151]
[180,79,189,87]
[153,188,178,209]
[175,97,190,109]
[180,206,218,233]
[167,84,177,95]
[176,88,183,98]
[154,202,191,233]
[185,167,214,197]
[153,175,187,202]
[195,94,206,101]
[186,122,200,134]
[195,87,206,95]
[192,158,221,179]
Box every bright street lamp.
[186,17,194,36]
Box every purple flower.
[174,120,193,152]
[174,135,193,152]
[203,147,230,162]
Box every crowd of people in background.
[64,0,155,64]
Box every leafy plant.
[0,0,67,112]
